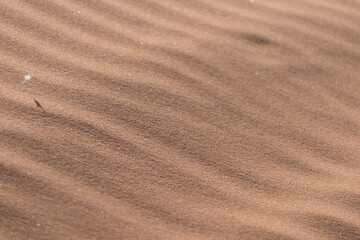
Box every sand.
[1,0,360,239]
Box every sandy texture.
[1,0,360,239]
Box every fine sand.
[1,0,360,239]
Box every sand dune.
[1,0,360,239]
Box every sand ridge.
[1,0,360,239]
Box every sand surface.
[1,0,360,239]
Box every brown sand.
[1,0,360,239]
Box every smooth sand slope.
[1,0,360,239]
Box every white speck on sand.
[22,74,32,84]
[77,11,81,14]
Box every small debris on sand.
[34,99,44,112]
[22,74,32,84]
